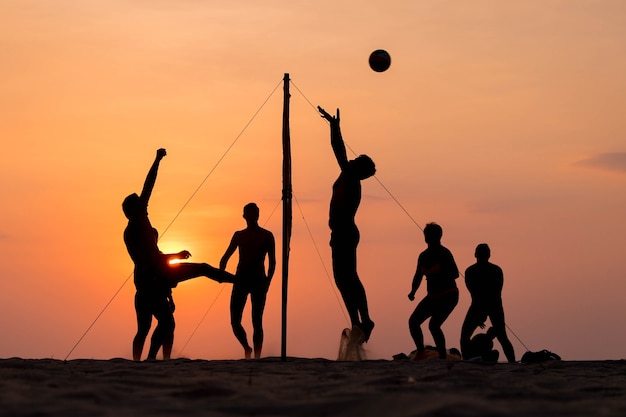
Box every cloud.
[575,152,626,174]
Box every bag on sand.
[521,349,561,363]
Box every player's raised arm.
[318,106,349,171]
[139,148,167,206]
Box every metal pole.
[281,73,292,361]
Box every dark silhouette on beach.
[141,228,189,360]
[464,327,500,362]
[460,243,516,362]
[318,106,377,342]
[123,148,235,361]
[408,223,460,359]
[220,203,276,359]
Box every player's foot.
[205,264,236,283]
[410,350,426,361]
[349,325,365,344]
[358,319,375,343]
[244,347,253,359]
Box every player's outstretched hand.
[318,106,340,125]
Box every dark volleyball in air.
[369,49,391,72]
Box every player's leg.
[351,275,374,342]
[133,291,153,361]
[460,305,487,359]
[147,297,175,360]
[230,283,252,358]
[251,286,268,359]
[331,246,361,327]
[429,290,459,359]
[490,306,516,363]
[409,296,434,355]
[165,262,236,286]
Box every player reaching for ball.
[318,106,377,342]
[122,148,236,361]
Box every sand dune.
[2,357,626,416]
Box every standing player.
[408,223,460,359]
[220,203,276,359]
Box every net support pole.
[281,73,292,361]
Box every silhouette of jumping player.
[123,148,235,361]
[408,223,460,359]
[220,203,276,359]
[318,106,376,342]
[460,243,516,363]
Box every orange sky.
[2,1,626,361]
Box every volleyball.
[369,49,391,72]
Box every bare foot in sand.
[359,320,375,343]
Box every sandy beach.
[2,357,626,416]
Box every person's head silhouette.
[243,202,260,226]
[122,193,140,219]
[475,243,491,262]
[423,222,443,246]
[351,155,376,180]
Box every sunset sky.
[2,1,626,361]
